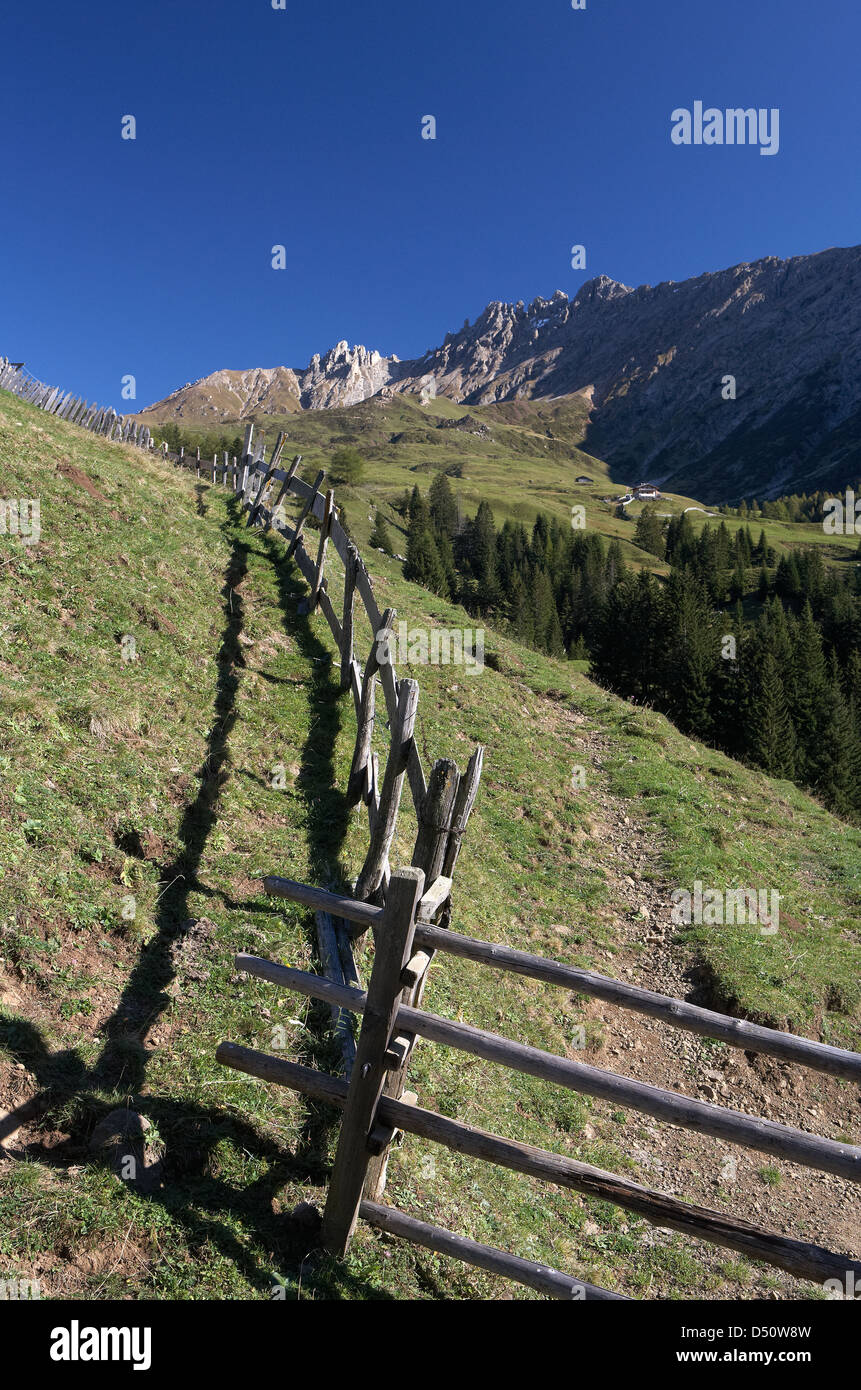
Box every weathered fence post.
[285,468,325,560]
[363,759,461,1201]
[246,430,286,527]
[340,543,359,690]
[263,453,302,534]
[354,678,420,902]
[321,866,425,1257]
[239,423,254,497]
[347,607,395,806]
[310,488,335,611]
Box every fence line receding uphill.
[4,359,860,1300]
[210,424,861,1300]
[0,358,154,449]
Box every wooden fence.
[217,872,861,1299]
[186,420,486,1089]
[210,426,861,1300]
[0,357,154,448]
[7,362,859,1298]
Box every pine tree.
[405,508,448,596]
[748,650,796,778]
[813,654,860,818]
[369,512,394,555]
[789,602,828,781]
[428,472,458,540]
[509,571,534,647]
[472,501,500,610]
[634,505,665,557]
[408,485,426,524]
[660,571,720,739]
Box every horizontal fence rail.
[358,1201,629,1301]
[216,1043,861,1287]
[233,953,861,1183]
[257,877,861,1084]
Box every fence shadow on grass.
[0,500,385,1298]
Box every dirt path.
[574,728,860,1297]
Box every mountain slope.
[139,245,861,502]
[1,384,859,1301]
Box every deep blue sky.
[1,0,858,410]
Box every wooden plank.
[286,469,325,562]
[359,1201,626,1300]
[232,956,861,1182]
[400,949,432,990]
[340,543,358,691]
[321,867,425,1256]
[317,581,343,648]
[263,875,382,931]
[310,488,335,609]
[365,760,460,1199]
[315,908,357,1079]
[293,538,316,588]
[383,1033,413,1069]
[413,760,460,885]
[354,558,383,634]
[354,680,420,902]
[347,607,395,806]
[285,474,316,502]
[197,1051,815,1286]
[410,924,861,1084]
[239,422,254,498]
[376,659,427,810]
[263,454,301,533]
[441,745,484,882]
[328,514,351,567]
[367,752,380,819]
[349,658,362,718]
[247,431,286,527]
[419,876,453,919]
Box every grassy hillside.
[1,386,859,1301]
[139,391,860,578]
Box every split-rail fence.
[212,424,861,1301]
[4,364,860,1300]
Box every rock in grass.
[89,1108,163,1193]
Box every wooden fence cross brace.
[321,867,425,1256]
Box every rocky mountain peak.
[139,245,861,500]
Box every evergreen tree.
[660,571,720,738]
[813,655,860,818]
[428,472,459,540]
[369,512,394,555]
[789,602,828,781]
[748,650,796,778]
[405,506,448,596]
[329,446,365,485]
[634,505,665,558]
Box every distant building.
[575,475,593,484]
[634,482,660,500]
